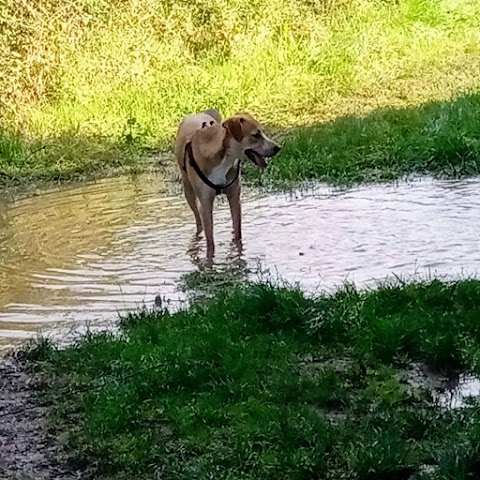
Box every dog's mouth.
[244,149,268,168]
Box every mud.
[0,356,86,480]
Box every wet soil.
[0,356,87,480]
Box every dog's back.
[174,109,222,169]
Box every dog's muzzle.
[245,144,281,168]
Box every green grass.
[247,93,480,186]
[0,130,147,186]
[30,279,480,479]
[1,0,480,185]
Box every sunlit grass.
[1,0,480,184]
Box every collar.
[184,141,240,196]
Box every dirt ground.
[0,355,85,480]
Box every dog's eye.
[252,132,262,139]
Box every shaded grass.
[4,90,480,187]
[1,0,480,185]
[246,92,480,187]
[31,279,480,479]
[0,131,150,187]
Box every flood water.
[0,174,479,349]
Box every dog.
[174,110,281,259]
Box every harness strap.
[184,141,240,196]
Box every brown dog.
[174,110,281,259]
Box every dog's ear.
[222,118,243,142]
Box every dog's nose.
[272,144,281,156]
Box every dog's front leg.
[226,182,242,245]
[197,192,216,259]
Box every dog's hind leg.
[182,175,202,236]
[197,191,216,259]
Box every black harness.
[183,141,240,196]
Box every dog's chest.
[209,156,238,185]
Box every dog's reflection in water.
[187,234,247,272]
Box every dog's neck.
[208,140,242,185]
[224,140,244,162]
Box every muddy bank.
[0,355,86,480]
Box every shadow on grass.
[0,132,160,188]
[246,91,480,187]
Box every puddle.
[404,363,480,409]
[1,174,480,349]
[302,358,480,410]
[434,374,480,409]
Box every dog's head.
[222,113,281,168]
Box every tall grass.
[1,0,480,182]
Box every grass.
[1,0,480,185]
[30,278,480,479]
[247,93,480,186]
[0,131,146,186]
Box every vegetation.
[248,93,480,186]
[1,0,480,185]
[31,279,480,479]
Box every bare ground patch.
[0,355,86,480]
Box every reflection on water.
[405,362,480,409]
[1,174,479,349]
[434,373,480,409]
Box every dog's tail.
[201,109,222,123]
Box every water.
[405,363,480,409]
[435,374,480,409]
[1,174,479,349]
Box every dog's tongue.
[257,156,267,168]
[253,152,267,168]
[246,149,267,168]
